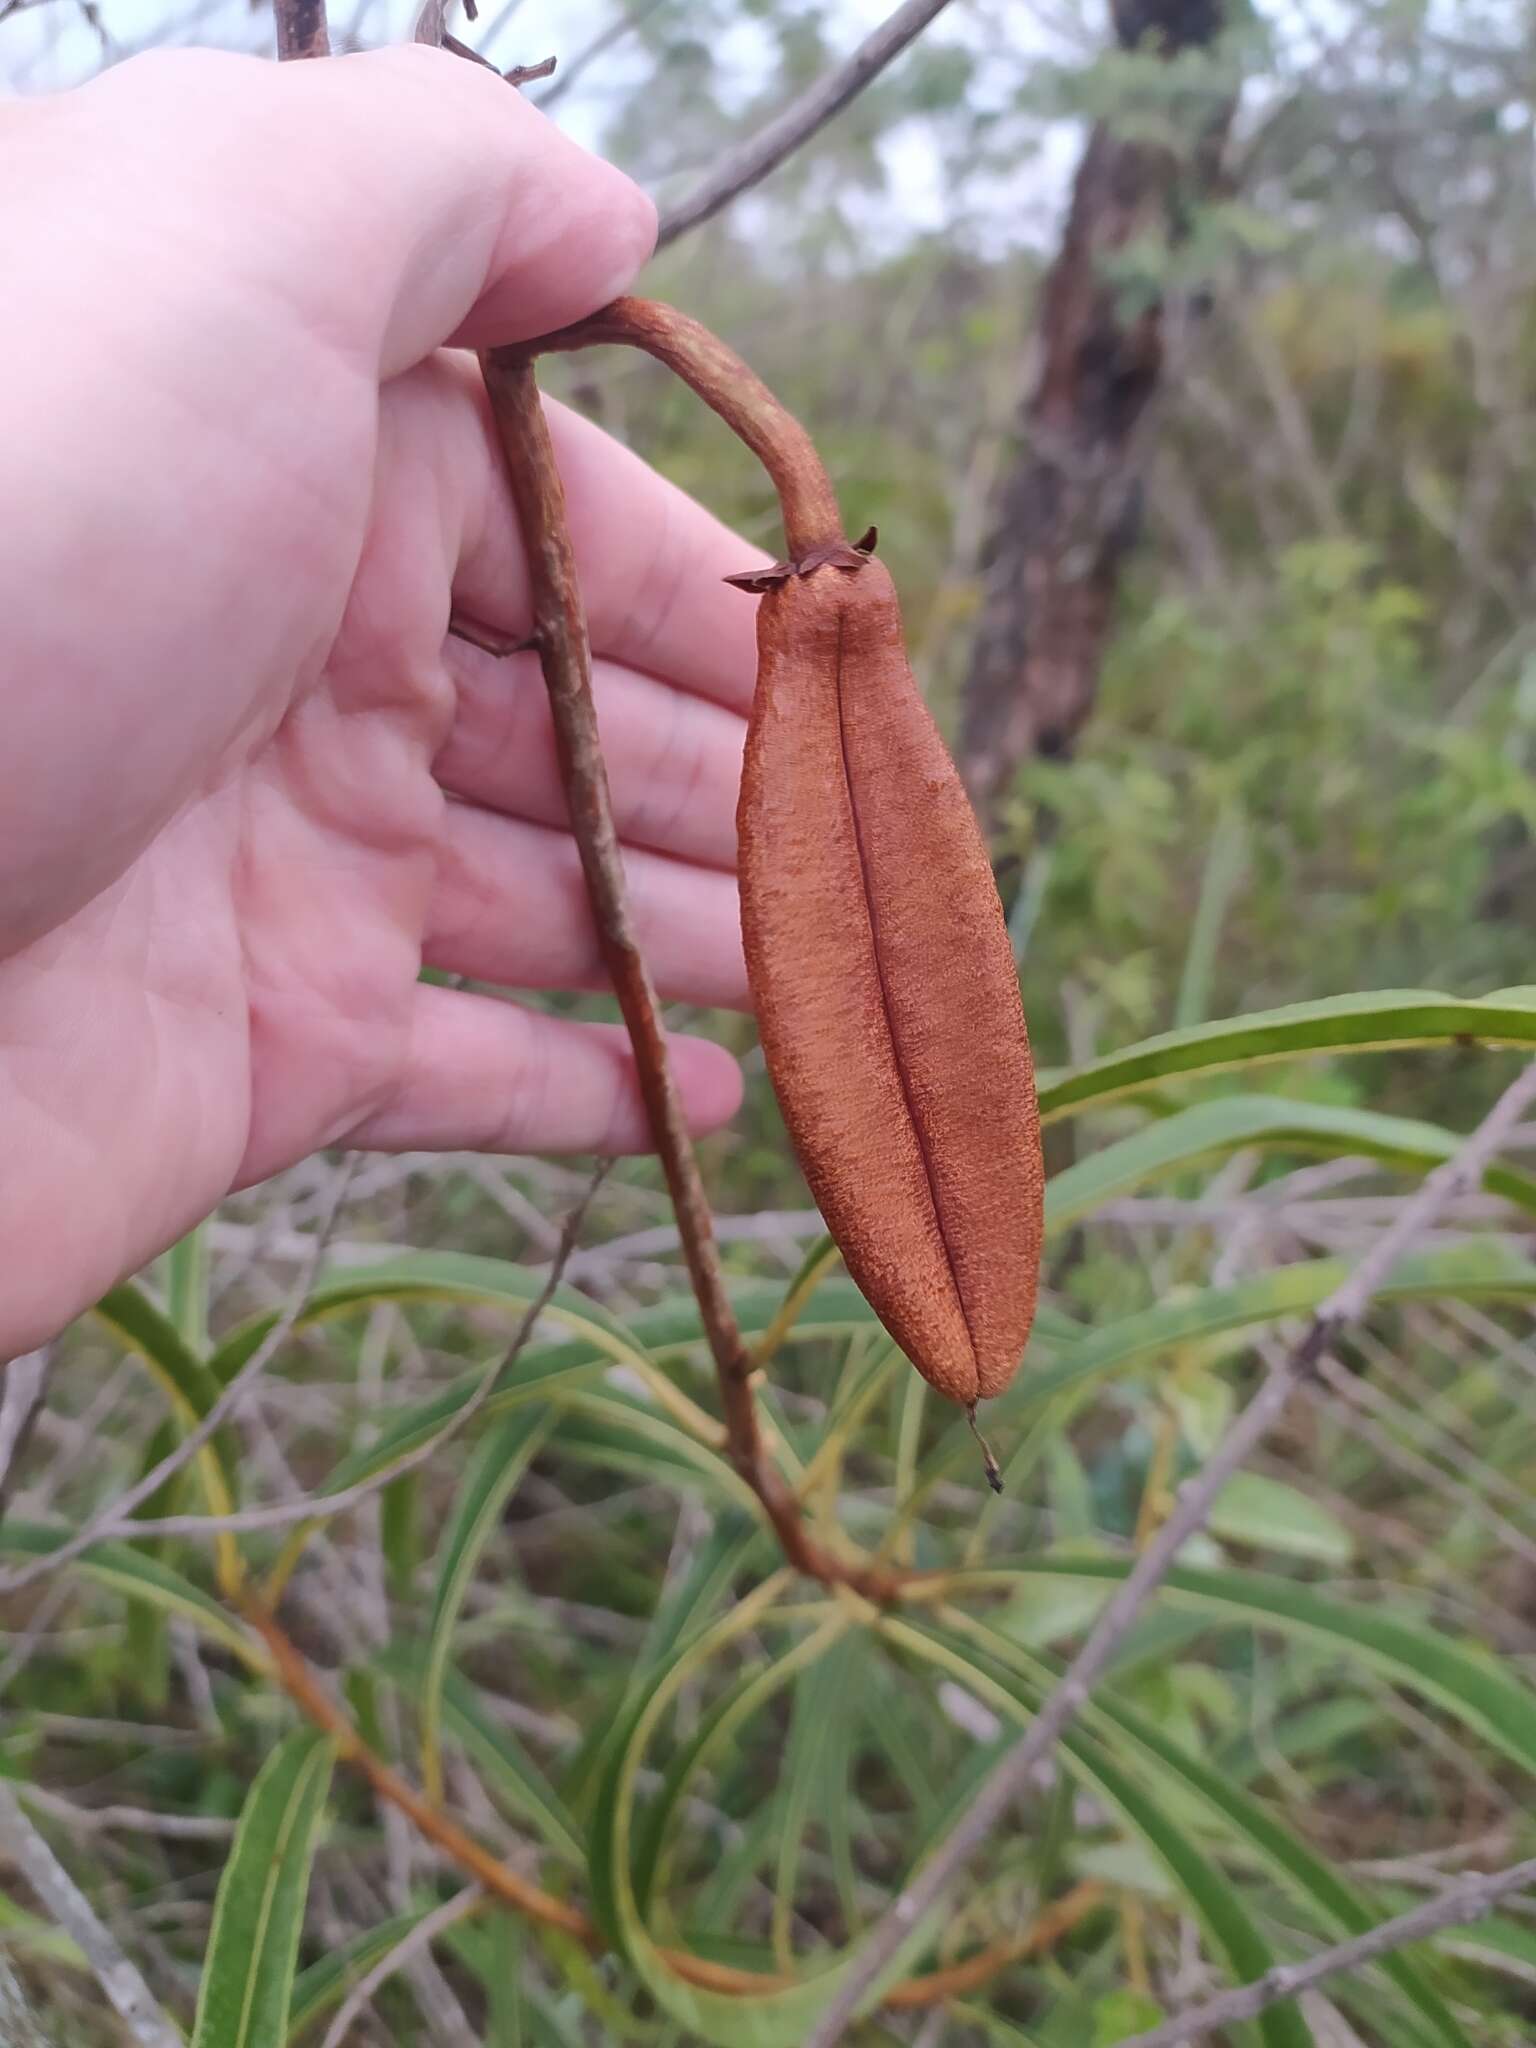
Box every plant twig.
[478,334,901,1602]
[800,1057,1536,2046]
[536,0,663,108]
[0,1784,183,2048]
[1114,1853,1536,2047]
[879,1879,1106,2007]
[273,0,329,60]
[655,0,960,247]
[0,1952,51,2048]
[82,1161,609,1556]
[0,1155,356,1600]
[497,297,843,556]
[0,1345,47,1520]
[319,1885,485,2048]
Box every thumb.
[87,43,657,377]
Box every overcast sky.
[1,0,1093,250]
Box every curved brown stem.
[478,346,904,1606]
[252,1596,1095,2005]
[499,296,845,561]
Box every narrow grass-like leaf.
[419,1406,555,1800]
[885,1617,1312,2048]
[206,1252,652,1386]
[968,1557,1536,1779]
[373,1644,582,1864]
[1037,987,1536,1123]
[1012,1253,1536,1414]
[192,1728,335,2048]
[587,1587,939,2043]
[91,1281,236,1515]
[164,1224,211,1351]
[941,1609,1470,2048]
[287,1907,434,2041]
[0,1522,253,1660]
[1175,801,1247,1030]
[1044,1094,1536,1234]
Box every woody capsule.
[734,531,1044,1410]
[492,297,1044,1413]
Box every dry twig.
[318,1885,484,2048]
[86,1161,609,1548]
[478,327,904,1602]
[800,1057,1536,2046]
[0,1156,356,1599]
[655,0,961,247]
[1114,1853,1536,2047]
[273,0,328,60]
[0,1784,183,2048]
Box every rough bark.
[959,0,1232,814]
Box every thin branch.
[0,1346,47,1520]
[0,1155,356,1599]
[238,1593,1103,2012]
[1310,1351,1536,1569]
[477,336,902,1602]
[273,0,329,59]
[0,1953,51,2048]
[19,1786,235,1841]
[1114,1854,1536,2048]
[501,297,842,556]
[319,1885,484,2048]
[536,0,664,109]
[655,0,961,248]
[97,1161,609,1547]
[0,1785,183,2048]
[800,1057,1536,2047]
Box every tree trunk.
[959,0,1232,815]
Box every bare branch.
[19,1786,235,1841]
[1115,1854,1536,2048]
[800,1057,1536,2047]
[0,1155,356,1598]
[0,1346,47,1519]
[319,1886,483,2048]
[273,0,329,60]
[655,0,960,249]
[536,0,664,110]
[89,1161,609,1545]
[0,1952,51,2048]
[0,1784,183,2048]
[478,330,906,1602]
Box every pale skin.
[0,44,766,1358]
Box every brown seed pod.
[737,549,1044,1406]
[498,297,1042,1408]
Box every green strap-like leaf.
[205,1252,650,1386]
[372,1645,583,1865]
[419,1405,556,1799]
[938,1609,1469,2048]
[286,1906,433,2042]
[960,1557,1536,1780]
[1037,987,1536,1123]
[1010,1251,1536,1414]
[884,1616,1313,2048]
[1044,1093,1536,1234]
[91,1282,236,1515]
[0,1522,253,1661]
[193,1728,336,2048]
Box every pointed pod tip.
[966,1402,1005,1493]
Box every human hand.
[0,45,758,1355]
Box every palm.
[0,48,764,1352]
